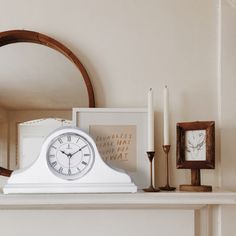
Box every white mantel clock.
[3,127,137,194]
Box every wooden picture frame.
[176,121,215,169]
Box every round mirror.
[0,30,95,175]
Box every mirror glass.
[0,41,93,170]
[18,118,72,169]
[0,43,89,109]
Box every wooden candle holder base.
[179,184,212,192]
[159,185,176,191]
[143,186,160,192]
[179,169,212,192]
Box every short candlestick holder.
[143,151,160,192]
[159,145,176,191]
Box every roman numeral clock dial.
[47,132,95,180]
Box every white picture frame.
[72,108,149,189]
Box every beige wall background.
[221,0,236,234]
[0,0,219,187]
[0,0,235,235]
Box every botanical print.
[185,130,206,161]
[89,125,136,172]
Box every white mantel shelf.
[0,189,235,210]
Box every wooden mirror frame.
[0,29,95,107]
[0,29,96,176]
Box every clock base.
[179,184,212,192]
[3,182,137,194]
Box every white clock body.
[3,127,137,194]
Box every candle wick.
[149,88,152,91]
[165,85,168,89]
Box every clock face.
[46,132,95,180]
[185,130,206,161]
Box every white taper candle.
[148,88,154,151]
[164,85,169,145]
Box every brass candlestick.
[143,151,160,192]
[159,145,176,191]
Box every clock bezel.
[176,121,215,169]
[46,131,95,180]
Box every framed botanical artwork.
[72,108,149,189]
[176,121,215,192]
[176,121,215,169]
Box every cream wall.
[221,0,236,192]
[0,0,219,186]
[221,0,236,235]
[0,0,235,235]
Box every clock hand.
[69,157,71,171]
[79,145,87,151]
[71,149,81,156]
[60,150,67,155]
[60,150,70,157]
[70,145,87,157]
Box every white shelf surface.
[0,188,235,210]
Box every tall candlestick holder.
[143,151,160,192]
[159,145,176,191]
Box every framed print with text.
[72,108,149,189]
